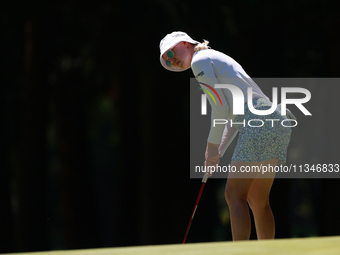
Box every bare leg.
[225,162,255,241]
[225,159,277,241]
[247,159,278,239]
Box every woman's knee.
[224,185,248,205]
[247,195,270,212]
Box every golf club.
[182,172,209,244]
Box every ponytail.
[194,40,210,51]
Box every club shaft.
[182,182,206,244]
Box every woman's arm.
[219,121,238,157]
[192,52,235,174]
[204,122,238,176]
[191,54,230,145]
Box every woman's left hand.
[205,142,221,176]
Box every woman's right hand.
[205,142,221,176]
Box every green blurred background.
[1,0,340,253]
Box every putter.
[182,172,209,244]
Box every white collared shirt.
[191,49,268,147]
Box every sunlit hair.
[194,40,210,51]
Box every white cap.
[159,31,200,72]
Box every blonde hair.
[194,40,210,51]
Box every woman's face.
[162,41,193,70]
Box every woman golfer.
[159,31,295,241]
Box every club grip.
[202,172,209,183]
